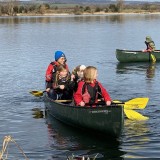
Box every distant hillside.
[30,0,112,4]
[28,0,160,5]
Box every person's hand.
[59,85,65,90]
[106,101,111,106]
[46,88,50,92]
[71,74,75,81]
[46,75,51,81]
[79,101,85,106]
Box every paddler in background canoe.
[74,66,111,107]
[143,36,156,52]
[45,50,69,95]
[142,36,156,62]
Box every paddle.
[92,99,149,121]
[124,109,149,121]
[29,90,46,97]
[113,100,149,121]
[30,91,149,110]
[149,52,156,63]
[113,97,149,110]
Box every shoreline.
[1,11,160,17]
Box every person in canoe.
[71,64,86,92]
[73,66,111,107]
[143,36,156,52]
[45,50,69,94]
[46,64,74,100]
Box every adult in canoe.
[45,50,69,93]
[143,36,156,63]
[143,36,156,52]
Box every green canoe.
[116,49,160,62]
[45,95,124,138]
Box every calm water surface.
[0,14,160,159]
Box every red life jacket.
[50,62,58,79]
[82,82,101,105]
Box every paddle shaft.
[44,99,145,107]
[54,100,125,106]
[30,91,148,110]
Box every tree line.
[0,0,160,16]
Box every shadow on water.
[116,62,156,79]
[44,110,126,160]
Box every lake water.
[0,14,160,159]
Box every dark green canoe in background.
[45,95,124,138]
[116,49,160,62]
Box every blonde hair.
[83,66,97,83]
[55,65,69,86]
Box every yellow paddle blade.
[113,97,149,110]
[151,54,156,63]
[29,91,44,97]
[124,98,149,110]
[124,109,149,121]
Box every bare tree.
[5,0,19,16]
[117,0,124,12]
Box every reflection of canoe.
[45,95,124,138]
[116,49,160,62]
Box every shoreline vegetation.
[1,1,160,17]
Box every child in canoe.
[46,65,74,100]
[71,64,86,92]
[73,66,111,106]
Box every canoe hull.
[116,49,160,62]
[45,96,124,137]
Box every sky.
[18,0,160,1]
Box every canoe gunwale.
[116,49,160,62]
[116,49,160,52]
[46,95,123,109]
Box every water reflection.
[116,62,156,79]
[1,14,160,25]
[32,107,44,119]
[0,15,125,25]
[45,110,126,160]
[146,63,156,79]
[121,119,150,159]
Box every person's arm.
[98,82,111,106]
[73,81,85,106]
[149,42,156,51]
[45,64,53,81]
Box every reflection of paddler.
[146,63,156,78]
